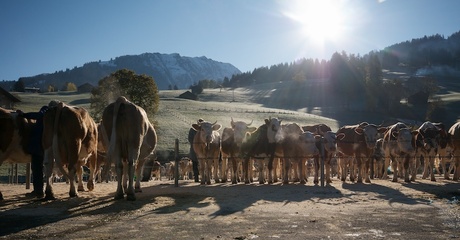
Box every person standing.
[18,105,50,198]
[188,119,203,182]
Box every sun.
[283,0,345,44]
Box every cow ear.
[212,124,222,131]
[192,124,200,131]
[391,131,399,138]
[355,128,364,135]
[336,133,345,140]
[378,127,388,133]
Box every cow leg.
[325,156,332,185]
[44,148,56,200]
[125,159,136,201]
[231,157,238,184]
[391,157,398,182]
[114,156,125,200]
[87,153,96,191]
[257,159,265,184]
[135,158,146,193]
[199,159,206,185]
[221,155,228,183]
[428,155,436,182]
[403,154,411,183]
[213,155,220,184]
[453,154,460,181]
[299,158,307,184]
[313,155,320,185]
[282,157,290,184]
[76,165,85,192]
[364,158,371,183]
[243,157,250,184]
[267,155,274,184]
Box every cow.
[191,120,221,185]
[151,160,162,180]
[100,96,157,200]
[413,121,443,182]
[372,138,385,179]
[221,118,257,184]
[336,122,387,183]
[41,102,98,200]
[276,123,319,184]
[179,157,193,180]
[265,117,283,184]
[0,107,36,200]
[240,118,280,184]
[431,123,451,180]
[382,122,416,182]
[448,122,460,181]
[303,124,337,185]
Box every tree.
[365,52,383,110]
[13,79,25,92]
[90,69,159,121]
[61,82,77,91]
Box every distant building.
[178,91,198,100]
[24,87,40,93]
[0,86,21,109]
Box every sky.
[1,0,460,81]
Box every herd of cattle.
[1,96,460,201]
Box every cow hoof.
[283,180,289,185]
[87,182,94,191]
[313,180,319,185]
[245,180,250,184]
[232,181,237,184]
[135,188,142,193]
[404,179,411,183]
[215,179,220,183]
[44,194,56,201]
[126,195,136,201]
[365,179,371,184]
[77,186,85,192]
[392,179,398,182]
[300,180,306,185]
[431,179,436,182]
[259,181,265,184]
[114,193,124,200]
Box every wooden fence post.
[174,138,179,187]
[320,138,325,187]
[26,163,31,189]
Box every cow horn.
[231,117,234,124]
[212,120,217,125]
[248,120,253,126]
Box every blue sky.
[1,0,460,81]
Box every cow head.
[321,131,337,153]
[192,120,221,147]
[298,131,320,156]
[392,128,415,154]
[419,128,440,150]
[355,124,386,149]
[230,118,256,146]
[265,117,282,144]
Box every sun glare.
[283,0,345,44]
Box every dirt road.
[0,177,459,239]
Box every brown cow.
[42,102,98,200]
[0,107,36,200]
[277,123,319,184]
[414,121,443,182]
[336,122,386,183]
[303,124,337,185]
[382,122,416,182]
[101,96,157,200]
[221,118,256,184]
[192,120,221,185]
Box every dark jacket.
[22,106,48,156]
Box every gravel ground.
[0,176,459,240]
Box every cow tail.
[52,102,71,180]
[107,97,126,171]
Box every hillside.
[15,53,241,91]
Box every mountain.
[18,53,241,90]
